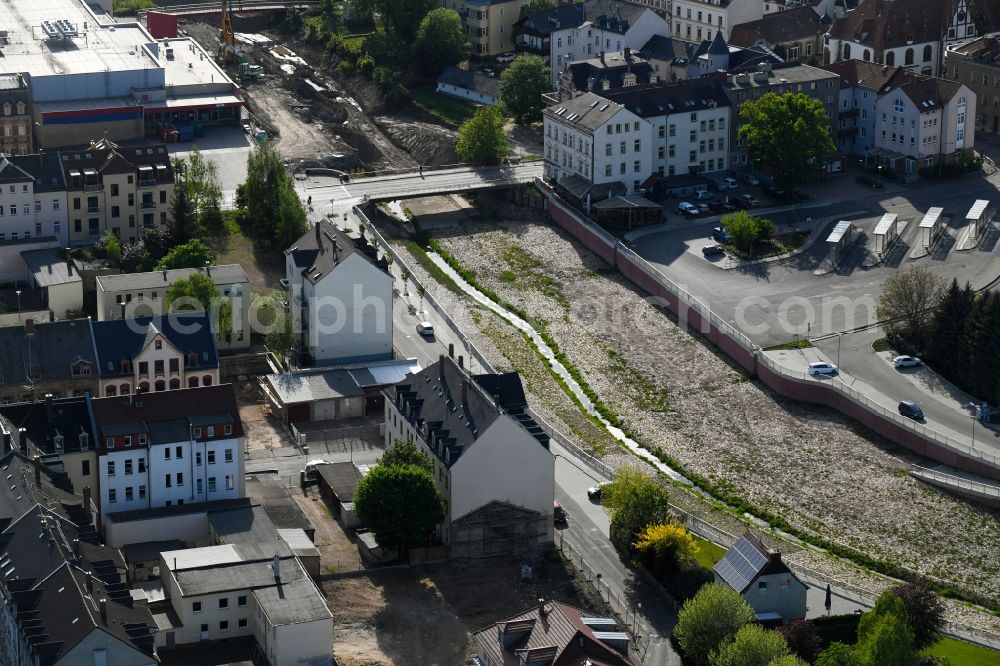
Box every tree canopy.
[891,582,944,649]
[353,464,445,551]
[351,0,436,40]
[673,583,755,666]
[737,92,835,187]
[633,520,699,574]
[854,590,916,666]
[519,0,555,18]
[709,624,791,666]
[415,9,467,77]
[813,642,855,666]
[456,106,510,165]
[380,439,433,473]
[876,265,946,351]
[499,54,551,123]
[720,210,774,256]
[239,143,308,248]
[166,272,232,340]
[157,239,215,271]
[601,465,671,547]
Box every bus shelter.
[966,199,990,242]
[873,213,899,255]
[918,207,945,248]
[826,220,854,265]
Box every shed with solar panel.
[713,531,807,623]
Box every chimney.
[72,538,80,558]
[65,248,73,276]
[25,319,35,336]
[33,456,41,487]
[273,554,281,581]
[45,393,54,423]
[119,303,126,320]
[599,50,605,64]
[768,549,782,564]
[99,598,107,622]
[18,427,27,453]
[438,354,445,381]
[85,570,92,591]
[448,343,454,358]
[538,598,547,616]
[458,355,464,369]
[624,46,631,61]
[461,380,468,406]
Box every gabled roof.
[603,78,731,118]
[58,138,173,182]
[544,91,626,132]
[0,394,97,457]
[821,58,901,90]
[515,3,587,37]
[821,59,965,107]
[92,313,219,379]
[826,0,980,51]
[564,50,657,93]
[639,35,694,63]
[0,318,98,387]
[11,151,67,193]
[729,6,826,48]
[714,532,800,594]
[0,450,89,525]
[948,33,1000,64]
[0,155,34,184]
[580,0,649,35]
[438,66,500,99]
[896,76,964,110]
[286,219,390,286]
[472,600,633,666]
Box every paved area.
[167,125,252,207]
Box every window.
[208,477,217,492]
[125,459,133,475]
[197,478,203,494]
[193,602,202,613]
[82,460,90,476]
[176,446,183,459]
[619,140,626,154]
[207,426,215,438]
[139,484,146,499]
[176,472,184,486]
[604,164,612,177]
[758,581,768,591]
[219,598,229,609]
[225,448,233,463]
[107,461,116,477]
[200,624,208,633]
[165,474,172,488]
[194,427,203,439]
[196,451,202,466]
[238,618,248,629]
[107,437,115,449]
[109,488,117,503]
[605,143,612,156]
[632,160,640,172]
[220,621,229,631]
[238,595,247,607]
[226,475,234,490]
[53,199,60,210]
[224,424,233,436]
[164,447,171,460]
[125,487,133,501]
[633,139,640,152]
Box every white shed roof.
[919,207,944,228]
[873,213,898,236]
[826,220,852,244]
[966,199,989,221]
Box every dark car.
[720,200,738,211]
[712,227,731,243]
[587,482,610,501]
[736,194,759,208]
[553,501,568,524]
[702,244,725,257]
[898,400,924,420]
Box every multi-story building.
[721,61,840,170]
[514,3,587,68]
[0,319,99,403]
[823,0,1000,77]
[0,157,39,243]
[0,74,33,156]
[385,355,555,558]
[11,152,69,245]
[448,0,531,57]
[93,313,220,397]
[729,6,827,64]
[557,48,658,100]
[91,384,245,516]
[671,0,763,44]
[549,0,669,81]
[285,220,393,365]
[96,264,251,351]
[59,138,174,246]
[945,33,1000,136]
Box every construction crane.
[218,0,238,64]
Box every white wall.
[436,82,497,106]
[45,280,84,319]
[261,612,334,666]
[61,626,158,666]
[99,448,151,514]
[550,10,668,80]
[0,180,38,241]
[672,0,761,42]
[106,511,210,548]
[737,573,808,620]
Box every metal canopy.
[873,213,898,236]
[826,220,852,244]
[966,199,989,220]
[919,207,944,228]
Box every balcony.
[84,183,103,193]
[138,178,157,188]
[139,201,156,210]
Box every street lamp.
[837,332,843,368]
[15,289,21,315]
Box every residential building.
[0,157,41,243]
[671,0,763,44]
[95,264,250,351]
[945,33,1000,136]
[0,74,32,156]
[729,6,827,64]
[686,31,784,79]
[473,599,634,666]
[549,0,669,82]
[59,138,174,246]
[92,313,220,397]
[436,66,500,106]
[449,0,531,57]
[10,152,69,246]
[639,34,699,81]
[285,220,393,365]
[155,545,332,664]
[0,506,160,666]
[721,61,840,170]
[0,319,99,403]
[91,384,245,516]
[557,48,658,100]
[513,3,587,66]
[20,247,83,318]
[714,532,808,622]
[822,58,901,157]
[823,0,1000,77]
[384,354,555,558]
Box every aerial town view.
[1,0,1000,664]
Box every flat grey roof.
[161,544,242,570]
[873,213,898,236]
[22,248,82,287]
[966,199,989,220]
[254,575,332,626]
[97,264,249,291]
[826,220,852,244]
[173,556,301,596]
[919,207,944,228]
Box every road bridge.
[149,1,320,16]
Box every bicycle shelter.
[965,199,990,242]
[826,220,854,265]
[918,207,945,248]
[873,213,899,255]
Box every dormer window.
[53,435,64,452]
[139,434,147,446]
[70,360,91,377]
[155,338,162,350]
[79,432,89,451]
[187,353,199,367]
[121,359,131,373]
[124,435,132,447]
[106,437,115,449]
[193,427,202,439]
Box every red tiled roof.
[829,0,951,51]
[820,58,964,107]
[91,384,244,437]
[729,7,826,49]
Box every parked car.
[695,189,713,201]
[553,501,568,524]
[479,66,496,77]
[892,355,923,368]
[496,52,516,64]
[677,201,699,216]
[712,227,731,243]
[721,177,739,190]
[720,200,738,212]
[587,482,611,501]
[702,243,725,257]
[305,459,329,477]
[696,202,710,213]
[808,361,838,376]
[743,173,760,186]
[706,200,726,212]
[898,400,924,420]
[736,194,759,208]
[416,321,435,337]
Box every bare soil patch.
[294,488,363,574]
[206,229,283,296]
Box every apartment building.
[8,152,70,245]
[60,138,174,247]
[671,0,763,44]
[557,48,658,100]
[91,384,245,517]
[549,0,668,80]
[96,264,251,351]
[945,33,1000,136]
[0,74,33,156]
[514,3,587,67]
[446,0,531,57]
[729,6,826,63]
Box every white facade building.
[671,0,762,44]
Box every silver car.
[892,355,922,368]
[808,362,838,376]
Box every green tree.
[813,642,855,666]
[415,9,467,77]
[674,585,755,666]
[891,582,944,649]
[877,265,946,351]
[241,143,308,247]
[499,54,551,123]
[456,106,510,165]
[353,464,445,551]
[709,624,791,666]
[157,239,215,270]
[350,0,435,40]
[98,231,122,266]
[601,465,671,547]
[380,439,434,473]
[776,619,821,662]
[633,520,700,574]
[960,290,1000,401]
[855,591,916,666]
[737,92,835,187]
[169,180,195,244]
[166,272,232,341]
[183,148,223,220]
[141,227,167,263]
[266,312,296,361]
[927,279,975,376]
[767,657,808,666]
[120,239,149,273]
[519,0,555,18]
[720,211,774,256]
